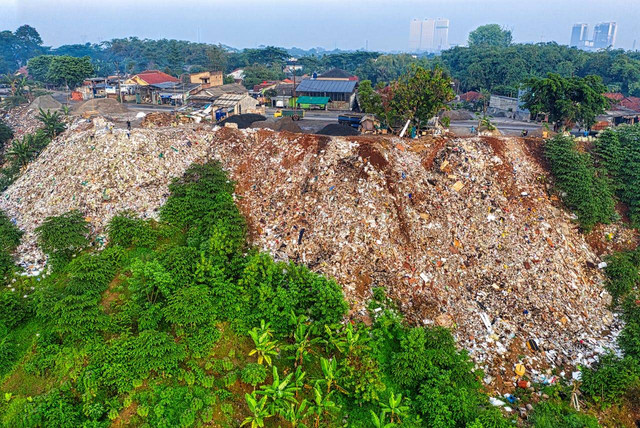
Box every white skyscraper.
[409,19,422,51]
[409,18,449,52]
[593,22,617,49]
[434,18,450,51]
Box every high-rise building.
[409,18,449,52]
[593,22,617,49]
[409,19,422,51]
[434,18,450,51]
[570,23,589,48]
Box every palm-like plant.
[248,320,279,366]
[309,385,338,428]
[279,399,309,428]
[37,108,66,138]
[257,366,298,413]
[319,358,342,394]
[241,392,272,428]
[325,323,361,355]
[289,313,320,368]
[381,393,409,424]
[370,410,395,428]
[6,135,37,168]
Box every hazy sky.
[1,0,639,51]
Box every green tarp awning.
[296,96,330,106]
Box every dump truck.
[274,109,305,120]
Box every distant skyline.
[0,0,638,51]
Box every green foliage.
[0,210,22,279]
[242,363,267,388]
[522,73,609,130]
[581,353,640,405]
[468,24,513,47]
[35,210,90,270]
[530,400,600,428]
[602,250,639,306]
[163,285,215,327]
[107,211,156,248]
[36,108,66,138]
[544,135,615,230]
[593,124,640,226]
[44,55,94,88]
[0,119,13,152]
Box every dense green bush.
[107,211,156,248]
[0,291,29,329]
[530,400,600,428]
[0,210,23,279]
[242,363,267,388]
[603,250,640,306]
[545,135,616,230]
[35,210,90,270]
[0,119,13,152]
[581,353,640,405]
[594,124,640,225]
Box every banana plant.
[319,357,343,394]
[257,366,298,413]
[370,410,395,428]
[325,322,361,355]
[381,392,409,424]
[248,320,278,366]
[37,108,66,138]
[6,135,37,168]
[241,392,272,428]
[309,384,337,428]
[288,313,321,368]
[278,399,310,428]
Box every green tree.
[45,55,94,88]
[386,65,454,128]
[35,210,90,270]
[468,24,513,47]
[521,73,609,130]
[27,55,54,82]
[358,80,384,117]
[37,108,66,138]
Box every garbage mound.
[219,113,266,129]
[317,123,359,136]
[0,124,617,391]
[28,95,62,112]
[75,98,129,114]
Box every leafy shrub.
[35,210,90,270]
[545,135,616,230]
[160,162,245,250]
[530,400,600,428]
[163,285,216,327]
[0,120,13,152]
[603,250,639,306]
[0,210,22,279]
[0,291,29,328]
[581,353,640,405]
[157,245,198,285]
[107,211,156,248]
[242,363,267,387]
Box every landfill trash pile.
[28,95,62,112]
[0,122,618,392]
[219,113,266,129]
[141,112,194,128]
[75,98,129,115]
[1,104,43,137]
[317,123,360,136]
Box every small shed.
[211,93,258,116]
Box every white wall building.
[409,18,449,52]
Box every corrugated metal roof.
[296,79,357,94]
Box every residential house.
[228,68,245,84]
[211,93,259,117]
[295,69,359,110]
[189,83,248,106]
[597,93,640,127]
[189,71,223,88]
[138,81,201,105]
[125,70,179,86]
[271,82,295,108]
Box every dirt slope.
[0,122,618,390]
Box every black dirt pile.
[317,123,359,136]
[219,114,266,129]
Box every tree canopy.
[521,73,609,130]
[468,24,513,48]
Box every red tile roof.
[136,70,179,85]
[604,92,625,101]
[460,91,483,102]
[619,96,640,112]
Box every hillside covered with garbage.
[0,117,624,393]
